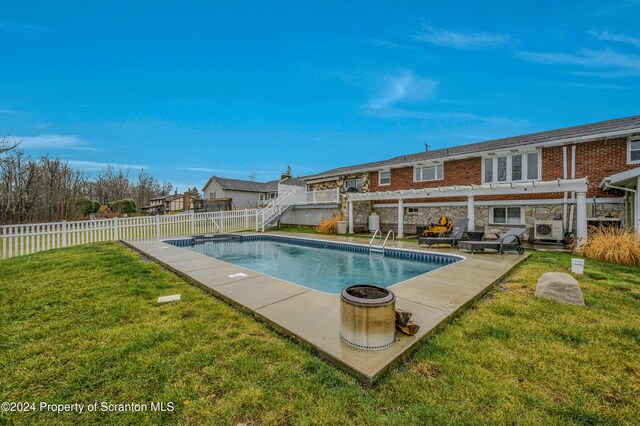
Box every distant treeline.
[0,138,175,225]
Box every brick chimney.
[183,192,191,210]
[281,165,293,181]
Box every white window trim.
[489,206,526,225]
[413,164,444,182]
[628,138,640,164]
[344,178,363,191]
[482,149,542,184]
[378,170,391,186]
[406,207,419,215]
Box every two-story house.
[302,115,640,242]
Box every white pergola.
[601,167,640,235]
[346,178,589,243]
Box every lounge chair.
[418,218,470,247]
[457,227,527,254]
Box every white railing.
[1,188,343,260]
[1,209,261,260]
[293,188,340,205]
[258,190,297,231]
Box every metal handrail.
[368,229,382,249]
[382,230,395,249]
[209,218,221,233]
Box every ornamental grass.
[316,211,346,234]
[577,226,640,266]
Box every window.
[484,158,493,183]
[259,193,266,201]
[406,207,419,215]
[209,191,216,199]
[379,170,391,186]
[511,154,522,181]
[490,206,524,225]
[497,156,507,182]
[414,164,444,182]
[526,152,539,180]
[344,178,363,192]
[629,139,640,164]
[483,150,540,183]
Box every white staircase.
[257,190,296,231]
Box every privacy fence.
[1,209,261,259]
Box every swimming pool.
[168,235,461,294]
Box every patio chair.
[418,218,470,247]
[457,227,527,254]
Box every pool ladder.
[369,230,395,255]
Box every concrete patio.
[123,232,529,384]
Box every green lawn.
[1,244,639,425]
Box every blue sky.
[1,1,639,192]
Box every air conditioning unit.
[534,220,564,242]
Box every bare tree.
[0,149,173,224]
[0,137,19,156]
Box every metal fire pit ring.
[340,284,396,350]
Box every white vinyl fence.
[1,189,344,260]
[1,209,261,259]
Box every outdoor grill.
[340,285,396,350]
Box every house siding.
[307,172,370,212]
[368,137,634,201]
[338,135,637,234]
[574,137,637,198]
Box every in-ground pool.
[168,235,461,294]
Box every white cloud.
[416,25,510,49]
[66,160,147,172]
[517,48,640,75]
[0,21,46,32]
[178,166,276,180]
[362,107,530,131]
[367,71,437,110]
[369,39,414,50]
[557,82,627,90]
[16,134,97,151]
[589,30,640,47]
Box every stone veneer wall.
[373,201,626,240]
[307,172,371,215]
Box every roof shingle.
[304,115,640,181]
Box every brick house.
[302,115,640,241]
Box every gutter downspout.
[568,145,577,233]
[562,146,568,231]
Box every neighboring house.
[201,174,304,210]
[302,115,640,239]
[140,192,198,215]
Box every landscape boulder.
[534,272,585,306]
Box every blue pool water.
[170,235,459,294]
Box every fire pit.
[340,285,396,350]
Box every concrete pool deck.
[123,232,530,384]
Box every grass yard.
[1,243,639,425]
